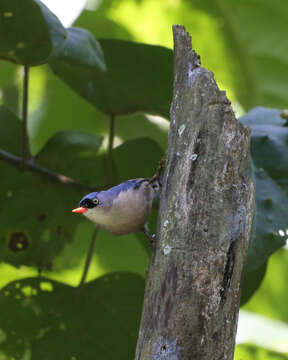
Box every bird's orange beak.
[72,207,87,214]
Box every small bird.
[72,178,159,245]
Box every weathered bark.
[135,26,254,360]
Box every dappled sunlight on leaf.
[0,274,144,359]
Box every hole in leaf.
[0,328,7,344]
[21,286,33,297]
[38,213,47,222]
[59,322,66,331]
[40,282,53,292]
[8,232,29,252]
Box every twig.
[22,65,30,167]
[78,226,99,287]
[106,113,116,186]
[148,155,166,186]
[0,148,96,191]
[0,56,18,64]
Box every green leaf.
[240,107,288,273]
[116,113,168,152]
[0,0,66,66]
[49,39,173,117]
[235,343,288,360]
[90,226,150,279]
[239,107,288,303]
[75,0,288,110]
[37,130,103,185]
[241,261,267,306]
[28,65,107,155]
[243,249,288,324]
[246,166,288,272]
[0,61,16,87]
[28,65,169,154]
[54,27,106,71]
[0,106,103,269]
[188,0,288,110]
[113,137,164,181]
[0,274,144,359]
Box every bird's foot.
[143,227,157,248]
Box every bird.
[72,178,159,245]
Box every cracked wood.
[134,25,254,360]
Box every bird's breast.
[85,183,154,235]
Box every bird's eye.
[92,198,99,205]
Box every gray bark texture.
[134,26,255,360]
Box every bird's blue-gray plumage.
[78,178,156,236]
[79,179,147,207]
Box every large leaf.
[240,107,288,273]
[0,273,144,359]
[49,39,173,117]
[0,0,66,65]
[190,0,288,110]
[0,106,103,269]
[54,27,105,70]
[70,9,173,117]
[0,0,105,71]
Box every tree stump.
[135,26,254,360]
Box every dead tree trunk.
[135,26,254,360]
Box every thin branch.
[0,148,96,191]
[106,113,116,186]
[22,65,30,167]
[78,226,99,287]
[0,56,18,64]
[148,155,166,185]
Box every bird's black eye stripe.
[80,198,96,209]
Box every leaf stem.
[79,226,99,287]
[108,113,115,157]
[22,65,30,168]
[107,113,116,186]
[0,148,96,191]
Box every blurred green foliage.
[0,0,288,358]
[244,249,288,324]
[235,344,288,360]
